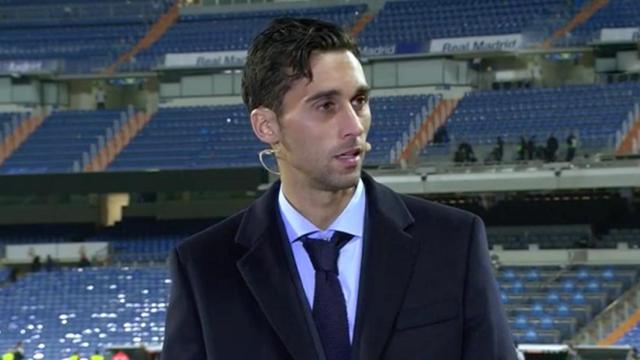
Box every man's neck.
[281,180,356,230]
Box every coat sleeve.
[162,248,208,359]
[462,216,517,360]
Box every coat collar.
[352,172,420,359]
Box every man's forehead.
[304,52,367,88]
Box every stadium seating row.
[0,94,436,173]
[1,82,638,173]
[1,0,640,73]
[421,82,640,162]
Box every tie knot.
[301,231,352,274]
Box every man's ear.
[250,106,280,145]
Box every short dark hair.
[242,17,360,115]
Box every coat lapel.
[235,181,321,360]
[352,173,421,360]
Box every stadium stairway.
[85,109,153,172]
[0,109,131,174]
[349,9,376,37]
[573,279,640,346]
[553,0,640,47]
[616,111,640,155]
[540,0,609,48]
[396,97,458,166]
[349,0,384,37]
[600,307,640,346]
[501,265,640,344]
[0,111,45,167]
[128,4,366,73]
[105,0,180,75]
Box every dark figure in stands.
[454,141,476,163]
[494,136,504,162]
[79,253,91,267]
[45,255,56,272]
[30,255,41,272]
[517,136,527,160]
[566,133,577,161]
[545,134,558,162]
[526,136,536,160]
[95,86,106,110]
[454,147,465,163]
[78,246,91,267]
[9,267,17,282]
[13,341,24,360]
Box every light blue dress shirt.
[278,179,366,342]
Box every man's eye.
[352,96,368,109]
[318,102,335,111]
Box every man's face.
[276,50,371,192]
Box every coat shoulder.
[174,209,246,260]
[400,193,480,228]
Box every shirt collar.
[278,179,366,243]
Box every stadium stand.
[89,217,216,263]
[357,0,569,49]
[125,4,367,71]
[422,82,640,162]
[601,228,640,249]
[365,94,440,165]
[26,82,635,171]
[0,0,172,74]
[499,265,639,344]
[0,109,125,174]
[108,95,437,171]
[0,266,168,360]
[0,259,636,358]
[556,0,640,47]
[107,104,259,171]
[1,0,639,75]
[488,225,593,250]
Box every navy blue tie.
[302,231,353,360]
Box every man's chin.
[327,169,361,191]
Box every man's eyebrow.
[304,89,341,104]
[305,85,371,104]
[354,85,371,97]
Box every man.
[545,134,558,162]
[566,133,577,162]
[162,18,515,359]
[12,342,22,360]
[95,85,106,110]
[494,136,504,163]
